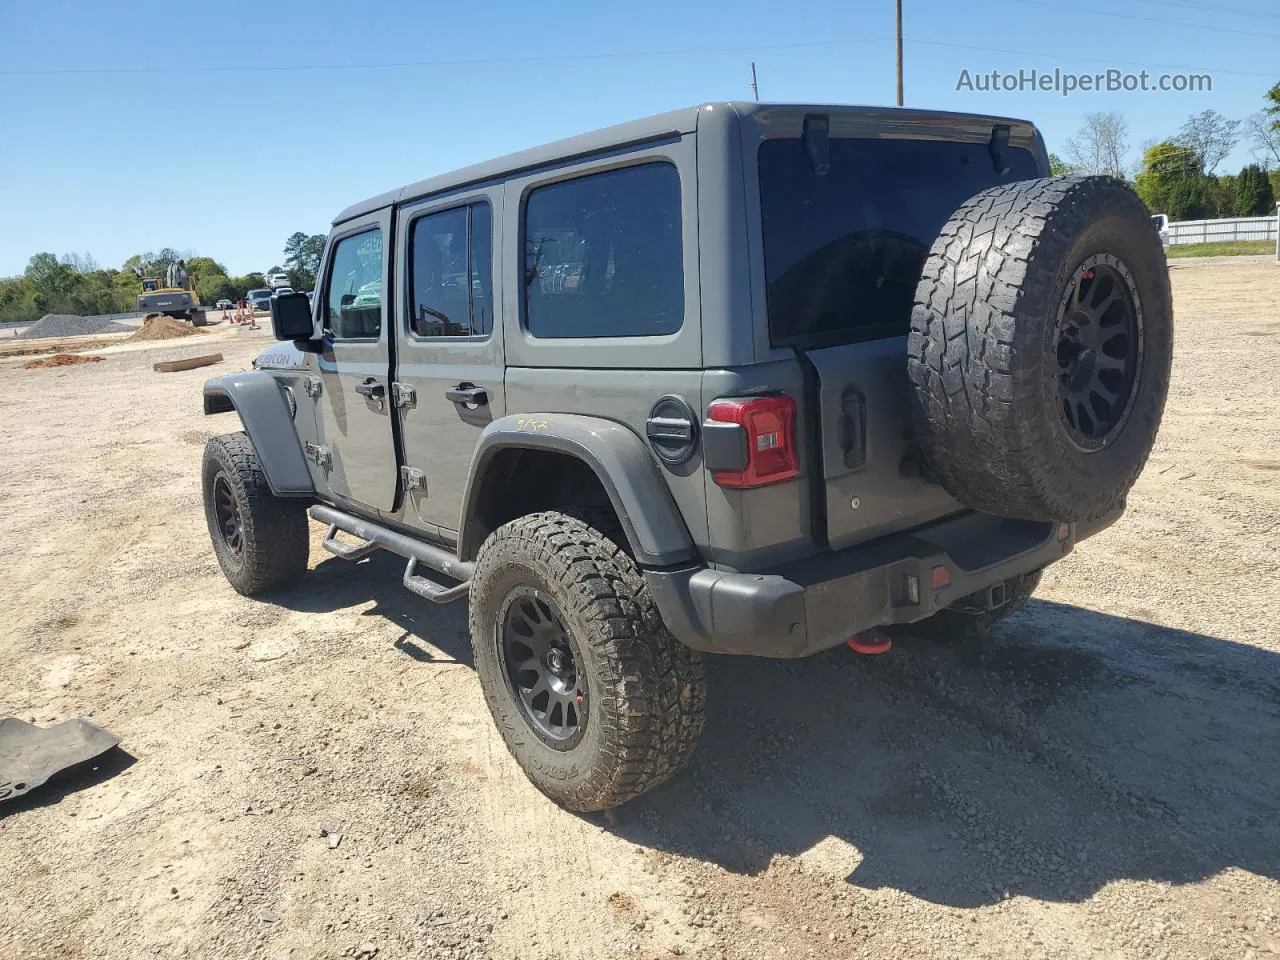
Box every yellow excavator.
[137,259,207,326]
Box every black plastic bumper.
[646,510,1119,658]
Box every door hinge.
[304,377,322,399]
[304,442,332,471]
[400,465,427,493]
[391,382,417,409]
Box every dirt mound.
[22,353,105,369]
[18,313,133,340]
[127,315,206,342]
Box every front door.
[394,189,505,534]
[314,209,398,511]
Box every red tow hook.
[847,629,893,655]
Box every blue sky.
[0,0,1275,278]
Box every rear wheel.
[202,433,309,596]
[468,512,705,811]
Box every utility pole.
[750,61,759,101]
[895,0,904,106]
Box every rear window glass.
[758,137,1038,347]
[524,162,684,339]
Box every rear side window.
[324,228,383,340]
[759,137,1039,347]
[524,162,683,339]
[409,201,493,338]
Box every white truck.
[267,272,291,290]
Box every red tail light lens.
[707,395,800,488]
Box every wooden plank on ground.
[153,353,224,373]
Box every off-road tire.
[202,432,309,596]
[908,176,1173,522]
[899,570,1042,642]
[468,512,706,811]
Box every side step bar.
[310,504,473,604]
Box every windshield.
[758,137,1039,347]
[248,289,271,299]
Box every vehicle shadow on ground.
[607,599,1280,907]
[269,552,473,667]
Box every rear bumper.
[646,509,1120,658]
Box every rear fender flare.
[458,414,697,567]
[203,371,314,497]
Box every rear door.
[752,118,1044,550]
[393,186,505,534]
[313,209,398,511]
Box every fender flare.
[458,414,697,567]
[203,371,314,497]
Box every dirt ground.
[1,260,1278,960]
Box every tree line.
[0,232,327,324]
[1049,82,1280,222]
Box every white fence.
[1166,214,1278,246]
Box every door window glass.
[409,201,494,338]
[523,162,683,339]
[324,228,383,340]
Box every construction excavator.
[137,259,207,326]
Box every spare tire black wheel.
[908,176,1173,522]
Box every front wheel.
[202,432,309,596]
[468,512,705,811]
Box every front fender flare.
[203,371,314,497]
[458,414,697,567]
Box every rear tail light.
[707,395,800,488]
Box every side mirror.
[270,292,317,344]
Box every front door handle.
[445,383,488,406]
[355,379,385,400]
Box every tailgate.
[805,337,961,551]
[751,114,1046,553]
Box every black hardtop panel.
[332,102,1043,225]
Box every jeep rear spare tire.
[908,176,1173,522]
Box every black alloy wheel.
[499,587,588,748]
[1054,253,1145,451]
[213,474,245,561]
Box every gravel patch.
[17,314,132,340]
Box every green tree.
[185,256,227,279]
[1166,176,1215,221]
[1048,153,1077,176]
[1134,141,1203,215]
[1235,164,1276,216]
[25,252,74,297]
[283,232,309,268]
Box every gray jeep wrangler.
[201,102,1172,811]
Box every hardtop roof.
[333,101,1039,225]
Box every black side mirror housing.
[270,292,317,345]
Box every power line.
[907,36,1278,80]
[0,37,890,78]
[1128,0,1280,19]
[1012,0,1280,41]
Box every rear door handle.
[445,384,488,406]
[355,379,385,400]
